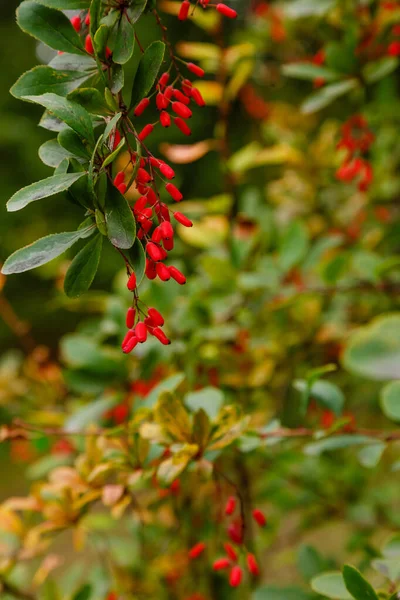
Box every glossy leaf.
[2,227,94,274]
[104,181,136,249]
[113,14,135,64]
[64,234,103,298]
[23,93,95,143]
[38,139,75,167]
[130,40,165,107]
[6,172,86,212]
[342,565,378,600]
[11,66,93,100]
[16,1,85,55]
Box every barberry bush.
[0,0,400,599]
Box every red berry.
[117,183,127,194]
[224,543,238,562]
[152,327,171,345]
[163,237,174,251]
[216,3,238,18]
[146,242,164,262]
[156,92,168,110]
[127,271,137,291]
[172,101,192,119]
[158,72,170,89]
[178,0,190,20]
[136,168,152,183]
[168,265,186,285]
[105,46,112,59]
[159,162,175,179]
[160,221,174,239]
[85,34,94,54]
[148,307,164,326]
[156,262,171,281]
[134,97,150,117]
[85,12,90,25]
[113,403,129,424]
[160,111,171,128]
[166,183,183,202]
[70,16,81,31]
[228,522,243,544]
[229,566,243,587]
[138,124,154,141]
[190,87,206,107]
[164,85,174,101]
[145,259,157,280]
[188,542,206,560]
[112,129,121,150]
[134,196,148,213]
[173,89,191,105]
[122,331,138,353]
[114,171,125,188]
[174,212,193,227]
[246,553,260,576]
[213,558,231,570]
[135,322,147,343]
[174,117,191,136]
[152,227,163,243]
[126,307,136,329]
[187,62,205,78]
[252,508,266,527]
[225,496,236,516]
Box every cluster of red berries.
[178,0,238,21]
[122,298,170,352]
[336,115,374,191]
[187,499,267,588]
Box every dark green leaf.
[23,93,94,143]
[127,0,147,23]
[1,227,94,274]
[49,53,97,72]
[113,14,135,64]
[110,64,124,94]
[72,584,92,600]
[294,379,345,416]
[342,565,378,600]
[6,172,86,212]
[58,128,92,160]
[38,139,75,167]
[93,24,110,59]
[11,66,93,100]
[126,240,146,285]
[68,87,109,115]
[130,40,165,107]
[64,234,102,298]
[104,181,136,249]
[16,1,85,55]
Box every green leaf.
[358,442,385,468]
[102,137,125,168]
[127,0,147,24]
[382,534,400,558]
[23,93,95,143]
[49,52,96,72]
[130,40,165,107]
[89,0,102,39]
[278,220,309,271]
[381,381,400,422]
[27,453,73,480]
[93,24,110,59]
[113,14,135,64]
[11,66,93,100]
[342,565,378,600]
[1,227,93,274]
[72,584,92,600]
[6,172,86,212]
[36,0,90,7]
[110,63,124,94]
[65,395,118,432]
[126,240,146,285]
[282,63,340,82]
[301,79,359,114]
[58,128,92,160]
[38,139,75,167]
[61,334,124,375]
[253,586,314,600]
[363,57,399,83]
[297,545,326,581]
[304,435,374,456]
[284,0,336,18]
[343,315,400,381]
[142,373,186,409]
[64,234,102,298]
[311,572,352,599]
[294,379,344,416]
[185,387,224,420]
[68,87,109,115]
[104,181,136,249]
[372,558,400,583]
[16,1,85,55]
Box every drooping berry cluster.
[336,115,374,191]
[187,498,267,588]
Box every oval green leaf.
[130,40,165,107]
[7,172,87,212]
[64,233,103,298]
[104,181,136,249]
[342,565,379,600]
[311,572,352,599]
